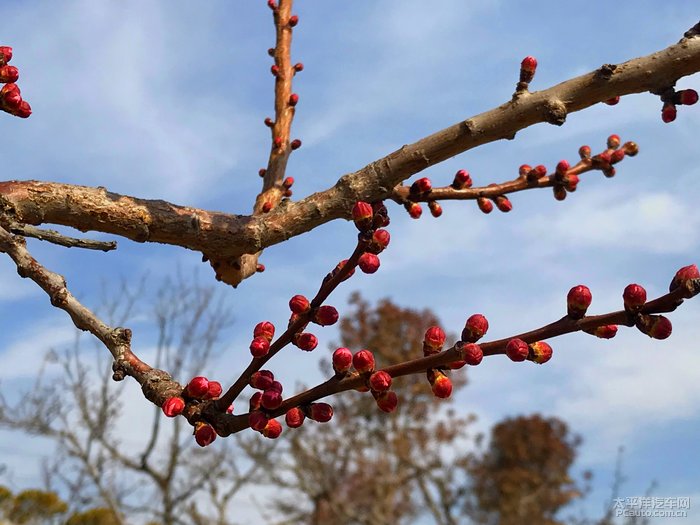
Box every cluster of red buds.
[248,370,284,438]
[504,339,553,364]
[403,177,444,219]
[161,375,225,447]
[285,402,333,429]
[352,201,391,274]
[659,87,698,123]
[0,46,31,118]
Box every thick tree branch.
[0,30,697,287]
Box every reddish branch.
[1,30,699,285]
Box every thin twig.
[8,222,117,251]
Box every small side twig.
[8,222,117,251]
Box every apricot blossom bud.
[495,196,512,213]
[185,376,210,398]
[528,341,553,364]
[585,325,618,339]
[461,314,488,343]
[406,202,422,219]
[8,99,29,119]
[262,419,282,439]
[564,174,579,192]
[289,93,299,106]
[285,407,305,428]
[607,134,621,149]
[623,284,646,312]
[194,422,217,447]
[604,96,620,105]
[555,160,570,175]
[669,264,700,297]
[250,336,270,358]
[423,326,446,355]
[332,347,353,374]
[610,149,625,164]
[519,56,537,83]
[288,15,299,27]
[269,380,283,393]
[0,65,18,83]
[477,197,493,214]
[428,369,453,399]
[0,46,12,65]
[353,349,375,374]
[519,164,531,177]
[661,103,677,123]
[294,62,304,72]
[249,411,269,432]
[676,89,698,106]
[254,321,275,342]
[411,177,432,194]
[264,117,274,127]
[293,332,318,351]
[289,294,310,314]
[206,381,222,399]
[636,315,672,340]
[374,390,398,413]
[372,201,390,228]
[505,338,529,362]
[352,201,374,231]
[578,145,591,159]
[261,201,272,213]
[428,201,443,218]
[623,141,639,156]
[369,370,392,392]
[308,403,333,423]
[250,370,275,390]
[0,83,21,111]
[567,285,592,319]
[312,305,339,326]
[367,229,390,254]
[291,139,302,150]
[261,389,283,410]
[162,397,185,417]
[452,169,472,189]
[459,342,483,366]
[358,253,380,274]
[270,64,279,76]
[553,186,567,201]
[249,392,262,411]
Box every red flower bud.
[428,201,443,217]
[288,15,299,27]
[579,145,591,158]
[0,46,12,65]
[477,197,493,214]
[185,376,210,398]
[162,397,185,417]
[249,411,269,431]
[372,201,390,227]
[374,390,398,413]
[462,314,489,343]
[556,160,570,175]
[254,321,275,342]
[250,336,271,357]
[505,338,529,362]
[661,103,677,123]
[585,324,618,339]
[676,89,698,106]
[293,332,318,351]
[261,389,283,410]
[313,305,339,326]
[637,314,672,340]
[258,168,267,177]
[452,169,472,189]
[669,264,700,297]
[262,201,272,213]
[332,347,353,374]
[564,174,579,192]
[293,62,304,72]
[567,284,592,319]
[250,370,274,390]
[358,253,380,274]
[289,93,299,106]
[459,342,483,366]
[406,201,422,219]
[273,136,282,148]
[283,176,294,188]
[411,177,432,194]
[367,228,391,254]
[249,392,262,411]
[262,419,283,439]
[553,186,567,201]
[369,370,392,392]
[0,83,21,111]
[518,164,532,177]
[264,117,274,127]
[291,138,302,150]
[269,380,283,393]
[428,369,453,399]
[353,349,375,374]
[519,56,537,83]
[308,403,333,423]
[529,341,553,364]
[194,422,217,447]
[270,64,279,76]
[423,326,446,355]
[352,201,374,231]
[267,0,276,9]
[607,134,621,149]
[285,407,306,428]
[289,294,310,314]
[623,284,647,312]
[495,195,512,213]
[0,65,18,83]
[610,149,625,164]
[604,96,620,106]
[206,381,222,399]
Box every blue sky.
[0,0,699,522]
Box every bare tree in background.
[0,274,273,524]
